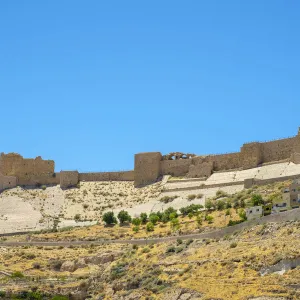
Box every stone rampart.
[0,153,55,185]
[134,152,162,187]
[0,173,17,191]
[79,171,134,182]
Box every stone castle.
[1,128,300,191]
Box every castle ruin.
[1,128,300,191]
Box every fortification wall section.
[79,171,134,182]
[261,137,295,163]
[207,152,241,171]
[134,152,161,186]
[0,153,55,185]
[17,173,60,186]
[0,173,17,191]
[160,159,191,177]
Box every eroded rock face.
[85,252,120,265]
[60,260,77,272]
[75,257,87,269]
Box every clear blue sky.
[1,1,300,172]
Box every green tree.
[196,214,202,227]
[132,217,141,226]
[251,194,264,206]
[146,222,154,232]
[238,208,247,221]
[140,213,148,224]
[149,213,159,225]
[205,199,214,210]
[102,211,117,225]
[117,210,132,224]
[132,225,139,233]
[205,215,214,224]
[216,200,225,211]
[170,218,180,231]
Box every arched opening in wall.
[171,156,176,160]
[182,154,188,159]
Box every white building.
[246,206,263,220]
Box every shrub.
[205,215,214,224]
[41,185,47,190]
[188,212,194,219]
[11,271,24,278]
[102,211,117,225]
[140,213,148,224]
[74,214,81,222]
[216,200,225,211]
[180,204,203,216]
[238,209,247,221]
[196,215,202,227]
[146,222,154,232]
[196,193,203,199]
[117,210,132,224]
[205,199,214,210]
[228,219,245,226]
[169,212,177,220]
[142,247,150,253]
[51,260,63,271]
[230,242,237,248]
[132,217,141,226]
[51,297,69,300]
[216,190,229,199]
[166,245,176,253]
[175,245,185,253]
[132,225,140,233]
[32,262,41,269]
[177,238,183,245]
[170,218,180,231]
[132,244,138,250]
[186,238,193,246]
[149,213,159,225]
[225,208,231,216]
[251,194,264,206]
[0,291,5,298]
[187,194,196,201]
[159,195,178,203]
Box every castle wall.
[60,171,79,188]
[206,152,241,171]
[134,152,162,186]
[160,159,192,176]
[79,171,134,182]
[0,173,17,191]
[0,153,55,185]
[261,137,295,163]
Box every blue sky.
[1,1,299,172]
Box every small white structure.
[246,205,263,220]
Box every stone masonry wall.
[261,137,295,163]
[0,153,55,185]
[160,159,192,177]
[0,173,17,191]
[60,171,79,188]
[134,152,162,187]
[79,171,134,182]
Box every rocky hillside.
[0,221,300,299]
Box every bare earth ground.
[0,161,300,234]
